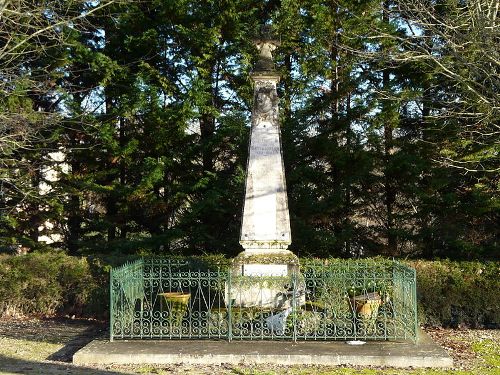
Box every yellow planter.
[351,292,382,321]
[159,292,191,324]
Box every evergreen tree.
[2,0,496,259]
[59,0,262,255]
[275,0,383,257]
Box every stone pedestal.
[227,250,303,309]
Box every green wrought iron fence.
[110,259,144,338]
[110,258,417,342]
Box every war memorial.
[73,26,451,369]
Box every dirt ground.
[0,318,498,375]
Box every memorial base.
[231,249,300,275]
[226,250,304,308]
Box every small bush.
[303,257,499,327]
[408,259,499,328]
[0,252,107,319]
[0,252,231,319]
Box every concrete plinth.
[73,329,453,368]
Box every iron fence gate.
[110,258,417,342]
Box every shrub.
[0,252,230,319]
[408,259,499,328]
[302,258,499,328]
[0,252,107,318]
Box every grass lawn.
[0,319,498,375]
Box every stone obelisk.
[233,26,299,281]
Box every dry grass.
[0,319,498,375]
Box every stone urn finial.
[253,24,280,72]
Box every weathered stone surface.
[253,25,280,72]
[73,329,454,368]
[230,250,300,276]
[226,251,304,308]
[224,280,300,309]
[234,28,296,308]
[239,73,291,252]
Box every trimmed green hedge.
[408,259,499,328]
[0,252,498,328]
[0,252,108,318]
[0,253,230,319]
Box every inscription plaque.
[243,264,288,277]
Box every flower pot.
[350,292,382,325]
[159,292,191,325]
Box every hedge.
[0,252,108,318]
[0,252,498,328]
[409,259,499,328]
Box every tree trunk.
[345,93,352,256]
[66,157,81,255]
[283,53,292,120]
[383,0,397,256]
[104,90,117,243]
[199,114,215,172]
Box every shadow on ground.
[47,325,107,362]
[0,318,111,373]
[0,318,105,345]
[0,355,125,375]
